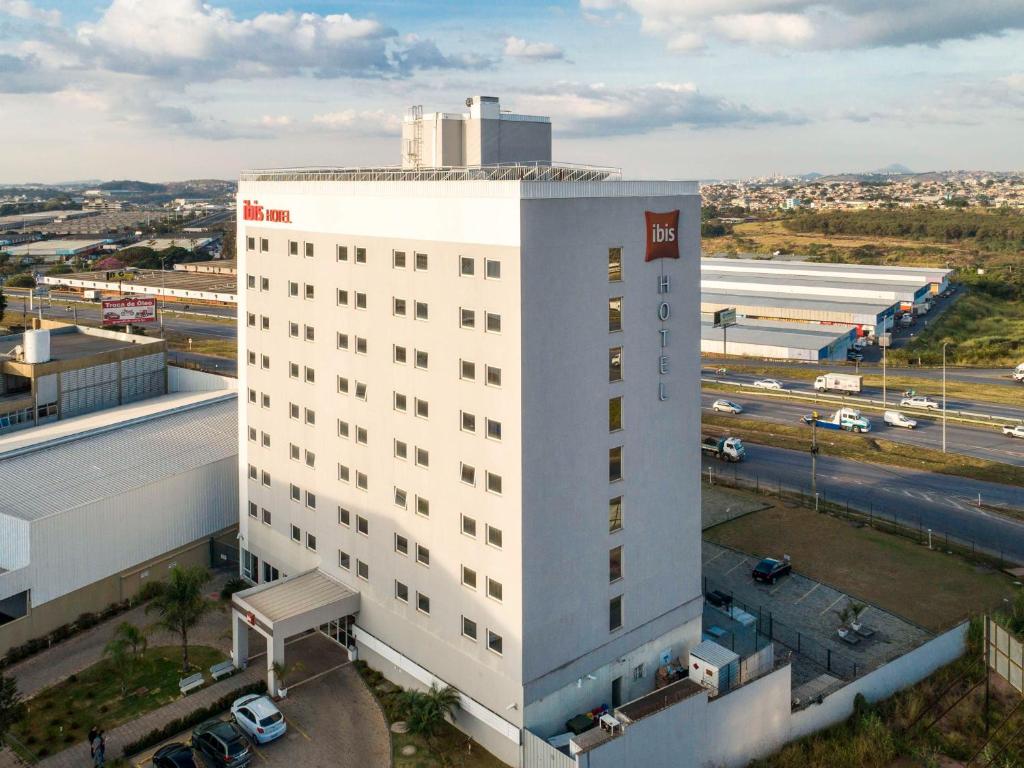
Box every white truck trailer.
[814,373,863,394]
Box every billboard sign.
[644,210,680,261]
[102,297,157,326]
[713,307,737,328]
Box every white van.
[883,410,917,429]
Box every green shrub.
[219,579,248,600]
[136,580,166,602]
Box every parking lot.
[702,540,931,687]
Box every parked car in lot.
[192,720,252,767]
[900,395,940,410]
[1003,425,1024,439]
[753,379,783,390]
[231,694,287,744]
[752,556,791,584]
[153,743,199,768]
[712,399,743,414]
[883,410,918,429]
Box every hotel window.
[486,418,502,441]
[416,545,430,567]
[305,491,316,510]
[486,366,502,387]
[304,325,315,342]
[355,382,367,401]
[609,497,623,533]
[262,508,271,525]
[261,277,269,291]
[462,616,478,641]
[247,464,257,480]
[461,515,477,538]
[393,298,406,316]
[290,443,300,460]
[338,420,350,439]
[394,487,407,509]
[460,308,475,329]
[416,496,429,517]
[356,292,367,309]
[460,360,475,381]
[356,426,368,445]
[395,581,408,602]
[461,566,477,590]
[487,578,503,603]
[459,256,474,276]
[415,252,428,271]
[261,432,270,448]
[304,366,315,384]
[248,501,258,518]
[357,515,369,535]
[355,247,366,263]
[610,447,622,482]
[289,362,299,379]
[289,402,300,419]
[338,506,350,527]
[487,630,503,655]
[304,450,315,465]
[289,240,299,256]
[357,560,369,581]
[609,347,622,382]
[247,312,256,327]
[394,392,407,412]
[305,242,314,258]
[336,245,348,262]
[261,471,271,487]
[306,533,317,551]
[486,471,502,495]
[417,592,430,615]
[246,236,255,251]
[290,525,301,542]
[415,398,428,418]
[393,345,407,364]
[356,337,367,355]
[609,297,622,332]
[288,281,298,297]
[247,389,256,404]
[246,274,255,289]
[304,284,315,300]
[261,393,270,409]
[610,596,623,631]
[260,238,269,252]
[356,472,368,490]
[288,322,299,338]
[393,250,406,269]
[415,447,429,468]
[337,333,349,350]
[609,396,622,431]
[338,464,350,482]
[415,301,429,320]
[290,483,300,502]
[337,289,349,306]
[485,259,501,279]
[460,463,476,486]
[337,376,350,394]
[487,525,503,549]
[415,350,428,369]
[461,411,476,433]
[394,439,408,459]
[609,546,623,582]
[394,534,409,555]
[260,315,270,330]
[485,313,501,333]
[608,247,622,282]
[338,550,351,570]
[248,427,256,442]
[634,664,645,681]
[304,408,315,425]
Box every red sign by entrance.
[246,611,256,626]
[645,210,680,262]
[242,200,291,224]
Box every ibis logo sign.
[644,210,679,262]
[242,199,291,224]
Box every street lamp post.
[942,342,948,453]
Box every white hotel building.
[233,97,703,764]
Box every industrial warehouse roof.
[700,316,855,350]
[701,269,927,301]
[0,394,236,522]
[0,325,162,362]
[701,290,896,320]
[3,239,111,256]
[701,257,952,285]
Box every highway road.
[703,444,1024,563]
[703,359,1019,388]
[701,391,1024,467]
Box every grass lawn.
[163,332,236,359]
[704,499,1017,632]
[702,413,1024,488]
[12,645,225,760]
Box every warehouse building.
[0,324,239,656]
[701,267,930,306]
[701,257,952,295]
[2,238,113,263]
[700,316,856,361]
[43,268,236,306]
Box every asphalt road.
[703,359,1019,388]
[703,444,1024,563]
[702,391,1024,467]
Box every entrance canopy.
[233,569,360,640]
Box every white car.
[753,379,783,390]
[900,395,940,410]
[1003,425,1024,439]
[712,399,743,414]
[231,694,287,744]
[883,410,917,429]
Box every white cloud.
[504,36,565,61]
[260,115,292,127]
[311,109,402,135]
[582,0,1024,50]
[0,0,59,25]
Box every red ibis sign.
[242,200,291,224]
[644,210,680,261]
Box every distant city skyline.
[2,0,1024,183]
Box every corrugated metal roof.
[0,398,237,522]
[235,570,357,624]
[700,317,854,350]
[690,640,739,668]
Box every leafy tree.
[45,264,72,275]
[219,228,236,262]
[145,566,213,673]
[0,674,25,745]
[5,274,34,288]
[0,291,6,326]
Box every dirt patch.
[702,485,771,529]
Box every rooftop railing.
[240,162,621,184]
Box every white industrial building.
[700,316,856,361]
[701,257,952,295]
[233,96,704,765]
[701,290,895,339]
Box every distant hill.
[97,180,167,192]
[872,163,914,175]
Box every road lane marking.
[704,549,728,566]
[794,583,821,604]
[820,594,846,616]
[725,557,749,575]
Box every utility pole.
[942,341,948,453]
[811,412,819,510]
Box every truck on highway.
[701,436,746,462]
[814,373,863,394]
[802,407,872,433]
[1014,363,1024,382]
[83,289,99,300]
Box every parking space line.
[287,716,312,742]
[793,583,821,604]
[724,557,749,575]
[820,594,846,616]
[704,548,728,566]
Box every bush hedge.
[121,680,267,757]
[219,578,248,601]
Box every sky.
[1,0,1023,183]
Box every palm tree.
[0,674,25,746]
[403,684,460,758]
[145,566,213,674]
[104,622,148,696]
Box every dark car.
[191,720,252,767]
[752,557,791,584]
[153,743,199,768]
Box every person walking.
[91,729,105,767]
[87,726,99,760]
